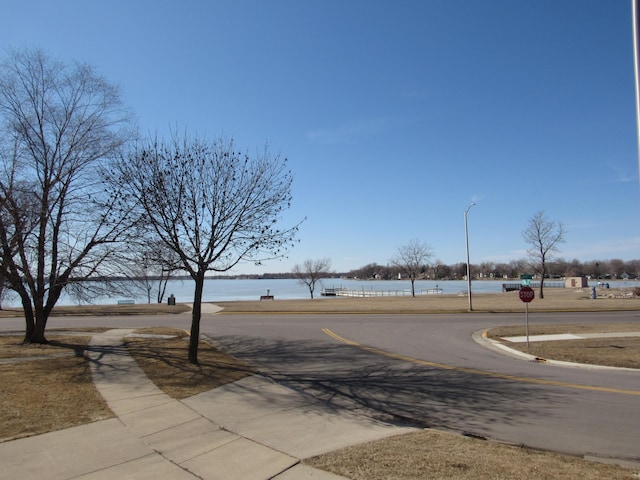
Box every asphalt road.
[4,310,640,464]
[202,310,640,465]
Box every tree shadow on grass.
[124,336,255,398]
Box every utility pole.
[633,0,640,188]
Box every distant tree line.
[344,258,640,281]
[170,257,640,282]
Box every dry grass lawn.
[0,328,253,442]
[0,303,191,317]
[306,429,638,480]
[487,323,640,369]
[214,286,640,314]
[124,327,255,399]
[0,333,113,442]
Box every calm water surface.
[43,277,636,306]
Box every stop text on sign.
[519,286,535,303]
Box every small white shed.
[565,277,588,288]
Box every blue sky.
[2,0,639,274]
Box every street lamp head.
[465,202,476,215]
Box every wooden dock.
[321,287,443,297]
[501,282,564,292]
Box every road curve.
[204,310,640,465]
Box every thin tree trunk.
[189,271,205,364]
[157,271,169,303]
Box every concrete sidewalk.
[502,331,640,343]
[0,329,416,480]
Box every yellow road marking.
[321,328,640,396]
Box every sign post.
[519,285,535,351]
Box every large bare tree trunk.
[31,315,48,344]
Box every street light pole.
[464,202,476,312]
[632,0,640,191]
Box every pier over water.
[321,287,444,297]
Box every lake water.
[15,277,636,306]
[62,278,493,305]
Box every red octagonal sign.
[519,286,535,303]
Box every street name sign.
[520,274,533,286]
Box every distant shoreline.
[71,275,636,282]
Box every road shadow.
[209,334,577,436]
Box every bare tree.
[149,243,181,304]
[292,258,332,298]
[114,134,300,364]
[390,239,433,296]
[522,211,565,299]
[0,48,134,343]
[609,259,626,279]
[123,240,181,304]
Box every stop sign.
[519,286,535,303]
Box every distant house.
[565,277,588,288]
